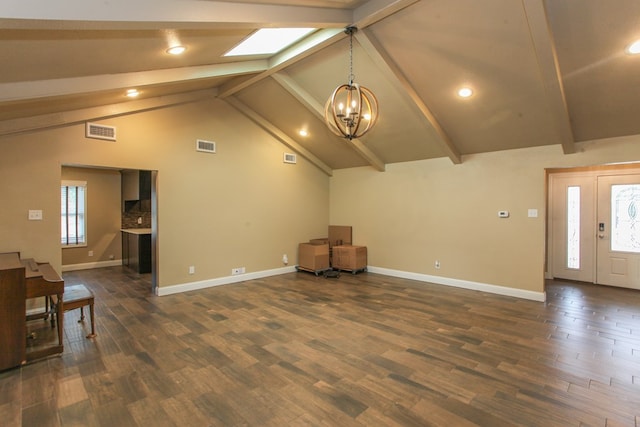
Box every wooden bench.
[61,284,96,338]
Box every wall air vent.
[196,139,216,153]
[283,153,297,164]
[85,122,116,141]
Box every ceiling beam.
[0,1,352,29]
[353,0,420,28]
[0,61,266,103]
[355,28,462,164]
[0,89,215,137]
[521,0,575,154]
[224,96,333,177]
[272,72,385,172]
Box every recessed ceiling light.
[224,28,315,56]
[299,129,308,137]
[457,87,473,98]
[126,89,140,98]
[625,39,640,55]
[166,45,186,55]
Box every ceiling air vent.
[85,122,116,141]
[283,153,297,164]
[196,139,216,153]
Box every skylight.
[224,28,315,56]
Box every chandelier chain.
[348,27,354,86]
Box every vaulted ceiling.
[1,1,639,174]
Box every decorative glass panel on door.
[611,184,640,253]
[567,186,580,269]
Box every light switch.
[528,209,538,218]
[498,211,509,218]
[28,210,43,220]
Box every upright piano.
[0,252,64,371]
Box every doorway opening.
[60,165,158,294]
[547,164,640,290]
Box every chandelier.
[324,26,378,140]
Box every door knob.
[598,233,605,239]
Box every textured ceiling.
[1,0,639,173]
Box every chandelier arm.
[361,86,379,130]
[350,85,363,138]
[358,95,371,136]
[361,92,373,134]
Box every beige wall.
[0,98,330,288]
[61,166,122,266]
[4,93,640,295]
[329,135,640,293]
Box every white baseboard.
[62,259,123,272]
[156,264,545,302]
[157,266,297,296]
[366,266,546,302]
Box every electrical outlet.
[88,250,94,257]
[232,267,245,275]
[189,265,195,275]
[435,260,441,269]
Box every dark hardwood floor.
[1,267,639,426]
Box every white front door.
[596,174,640,289]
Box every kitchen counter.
[121,228,152,235]
[121,229,151,273]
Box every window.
[61,180,87,246]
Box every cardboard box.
[309,238,329,245]
[332,245,367,271]
[298,243,330,272]
[328,225,352,247]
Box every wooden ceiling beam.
[355,28,462,165]
[522,0,575,154]
[0,61,266,103]
[0,0,352,29]
[0,89,215,137]
[353,0,420,28]
[225,96,333,177]
[272,72,386,172]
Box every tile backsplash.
[122,210,152,229]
